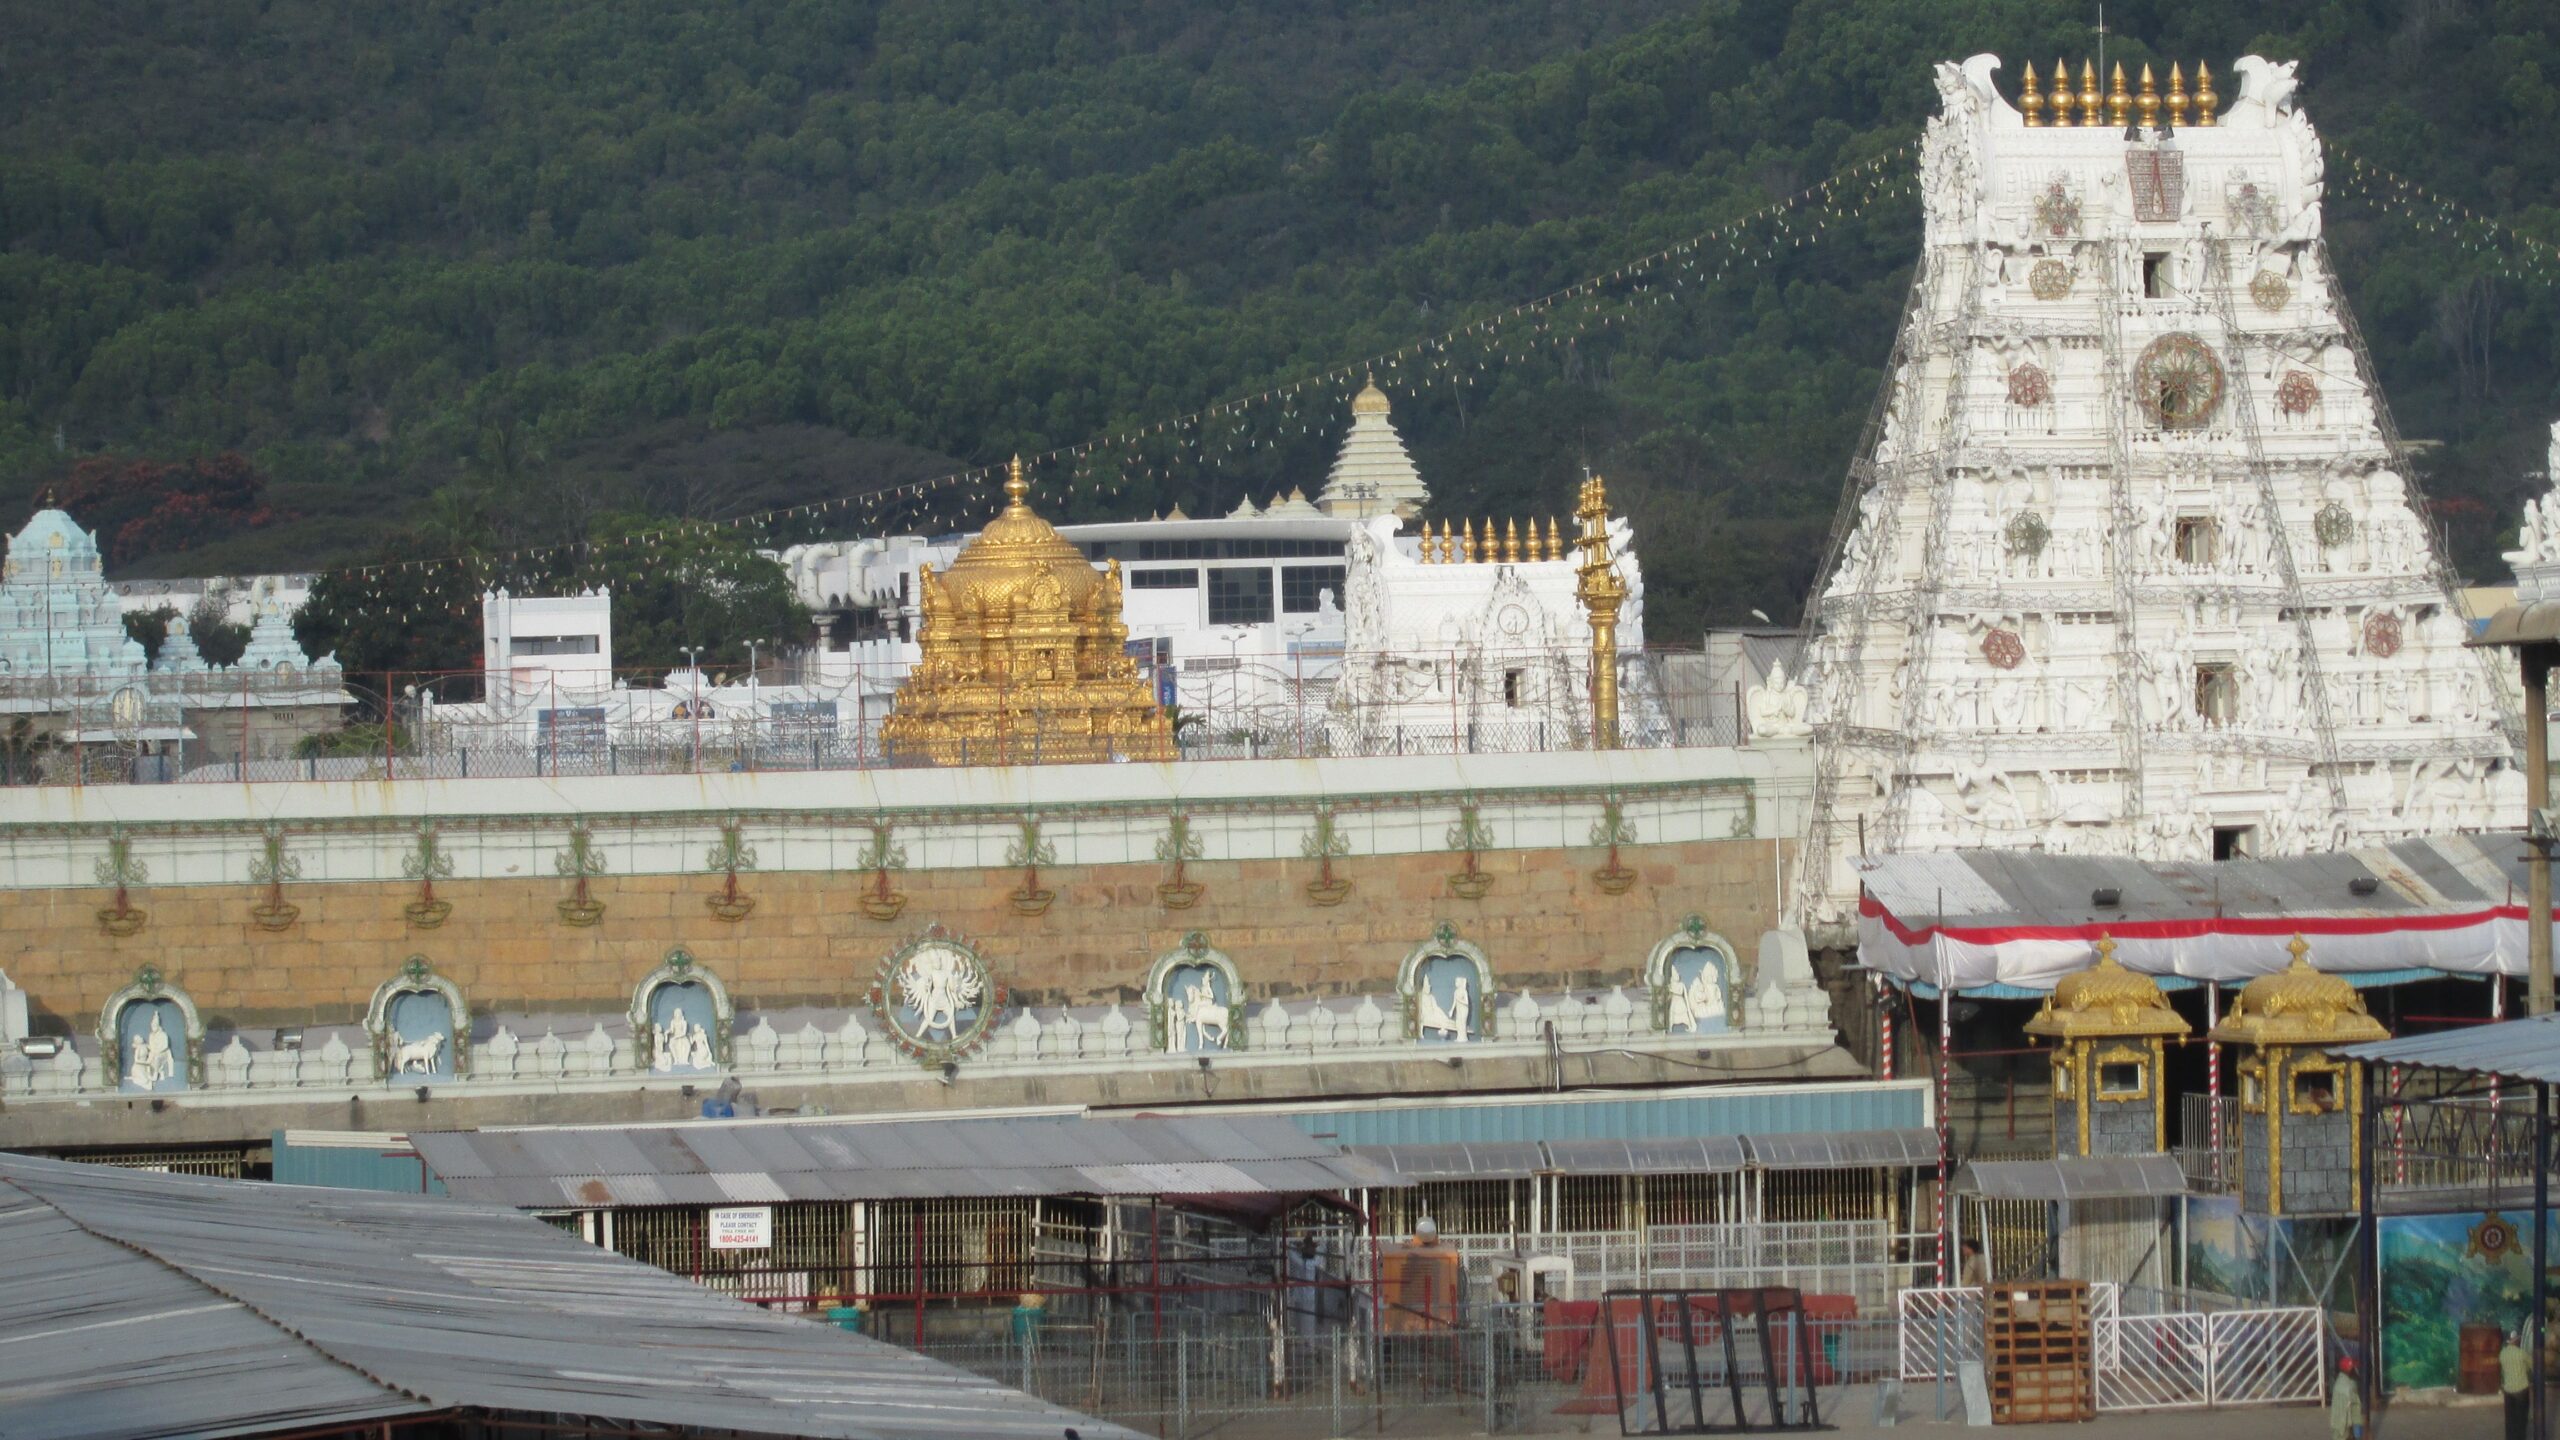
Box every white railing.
[2091,1306,2323,1411]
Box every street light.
[2469,608,2558,1015]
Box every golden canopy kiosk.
[881,457,1174,766]
[2023,938,2190,1158]
[2208,936,2388,1217]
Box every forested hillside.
[2,0,2555,650]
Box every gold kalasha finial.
[1544,517,1562,561]
[2079,60,2101,127]
[1417,520,1435,563]
[2167,64,2188,127]
[2020,61,2044,126]
[1460,519,1478,563]
[1440,520,1456,563]
[1005,454,1029,508]
[2195,61,2217,126]
[2108,62,2129,128]
[2051,59,2073,125]
[2137,64,2159,129]
[1503,517,1521,564]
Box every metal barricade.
[2093,1312,2208,1410]
[2205,1307,2324,1406]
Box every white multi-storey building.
[1790,53,2518,935]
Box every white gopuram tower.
[1792,53,2518,937]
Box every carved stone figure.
[390,1028,446,1076]
[1417,974,1473,1042]
[125,1011,175,1090]
[1746,660,1812,739]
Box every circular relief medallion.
[2314,501,2357,549]
[2363,611,2403,659]
[2469,1214,2521,1263]
[2028,259,2074,301]
[2133,333,2226,431]
[2004,510,2051,561]
[2034,181,2081,239]
[2274,370,2320,417]
[1982,628,2026,670]
[1497,603,1529,636]
[869,931,1007,1064]
[2006,364,2053,408]
[2249,270,2291,312]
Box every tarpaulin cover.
[1857,836,2549,993]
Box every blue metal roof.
[1254,1082,1930,1148]
[2331,1011,2560,1083]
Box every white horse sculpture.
[1182,980,1230,1050]
[389,1029,447,1075]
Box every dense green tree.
[0,1,2553,632]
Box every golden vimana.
[2016,59,2220,129]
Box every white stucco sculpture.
[1746,660,1812,739]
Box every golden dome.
[2208,936,2389,1046]
[932,456,1106,612]
[1351,376,1391,417]
[881,456,1172,767]
[2022,939,2188,1040]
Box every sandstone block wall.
[5,837,1788,1036]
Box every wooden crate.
[1984,1280,2093,1424]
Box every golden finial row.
[1416,516,1567,564]
[2018,59,2217,128]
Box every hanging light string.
[316,139,1921,597]
[2328,140,2560,284]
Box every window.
[2290,1067,2343,1116]
[2052,1054,2074,1098]
[2099,1061,2144,1097]
[2174,516,2218,567]
[2239,1062,2266,1113]
[2142,251,2171,298]
[2194,663,2237,725]
[1129,568,1199,590]
[1502,669,1525,707]
[1206,567,1274,625]
[1281,564,1346,614]
[2213,825,2255,861]
[510,634,600,656]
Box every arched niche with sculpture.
[630,949,733,1075]
[1645,917,1736,1036]
[1146,932,1245,1054]
[98,964,202,1094]
[366,955,468,1081]
[1398,922,1494,1044]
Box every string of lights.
[2328,140,2560,284]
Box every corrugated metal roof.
[2331,1011,2560,1083]
[1951,1155,2188,1201]
[1259,1081,1932,1148]
[1861,834,2530,928]
[0,1153,1144,1440]
[412,1113,1405,1207]
[1349,1128,1938,1181]
[1742,1129,1944,1171]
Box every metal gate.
[2093,1313,2207,1410]
[1897,1283,2117,1382]
[2091,1307,2322,1410]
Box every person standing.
[2504,1328,2531,1440]
[2330,1355,2364,1440]
[1959,1238,1991,1288]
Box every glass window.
[1207,567,1274,625]
[510,634,600,656]
[1130,568,1199,590]
[2098,1061,2144,1096]
[1281,564,1346,613]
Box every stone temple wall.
[1,837,1782,1032]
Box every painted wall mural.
[2378,1210,2560,1391]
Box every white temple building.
[1787,53,2519,936]
[751,380,1665,757]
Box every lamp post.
[2467,617,2558,1016]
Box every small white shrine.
[1790,53,2518,933]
